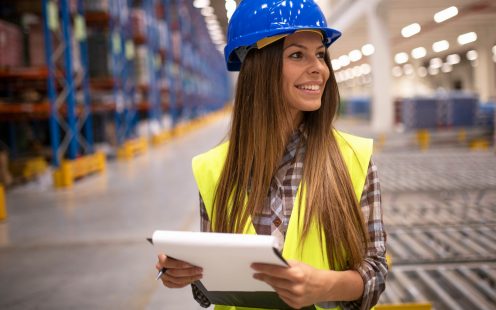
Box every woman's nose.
[307,56,326,74]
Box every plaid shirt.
[192,128,388,310]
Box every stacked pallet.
[442,93,478,127]
[402,98,439,129]
[402,94,479,130]
[346,97,370,119]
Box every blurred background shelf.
[0,0,231,187]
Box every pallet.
[53,152,106,188]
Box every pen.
[156,267,167,280]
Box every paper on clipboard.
[150,230,288,292]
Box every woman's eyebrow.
[283,43,325,51]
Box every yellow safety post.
[95,152,106,172]
[376,303,432,310]
[150,105,233,147]
[53,152,106,188]
[0,185,6,221]
[375,133,386,152]
[457,128,467,144]
[416,130,430,150]
[386,253,392,270]
[53,161,74,188]
[470,138,489,150]
[151,130,173,146]
[117,138,148,160]
[9,157,48,181]
[117,142,132,160]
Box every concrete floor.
[1,115,495,309]
[0,117,230,309]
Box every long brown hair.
[212,39,368,270]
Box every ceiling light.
[361,44,375,56]
[204,14,217,21]
[210,34,224,41]
[360,63,371,75]
[417,67,427,77]
[411,47,426,59]
[401,23,421,38]
[441,63,452,73]
[345,68,353,80]
[352,66,362,77]
[428,67,439,75]
[226,0,237,20]
[338,55,350,67]
[446,54,460,65]
[349,49,362,62]
[493,45,496,54]
[207,24,221,32]
[457,32,477,45]
[432,40,449,53]
[193,0,210,9]
[392,66,402,77]
[403,64,414,75]
[206,18,219,25]
[341,71,349,82]
[201,6,214,17]
[331,59,341,70]
[430,58,443,69]
[394,52,409,64]
[434,6,458,23]
[466,50,478,61]
[225,0,236,12]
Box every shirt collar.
[281,124,306,167]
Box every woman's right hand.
[156,254,203,288]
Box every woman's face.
[282,31,330,124]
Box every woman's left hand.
[252,260,329,309]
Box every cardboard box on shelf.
[0,19,23,68]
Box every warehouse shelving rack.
[143,0,162,131]
[162,0,178,127]
[42,0,94,165]
[40,0,105,187]
[0,0,230,185]
[84,0,148,160]
[109,0,138,147]
[108,0,148,159]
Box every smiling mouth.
[296,84,322,92]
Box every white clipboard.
[149,230,288,292]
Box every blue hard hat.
[224,0,342,71]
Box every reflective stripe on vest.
[192,130,373,310]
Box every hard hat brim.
[225,27,342,71]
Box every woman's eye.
[317,52,326,59]
[289,52,303,59]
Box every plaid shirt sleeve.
[339,159,388,310]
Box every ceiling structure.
[202,0,496,70]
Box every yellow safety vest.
[192,130,373,310]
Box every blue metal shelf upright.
[163,0,181,126]
[42,0,94,167]
[143,0,163,131]
[108,0,138,146]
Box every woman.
[156,1,387,309]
